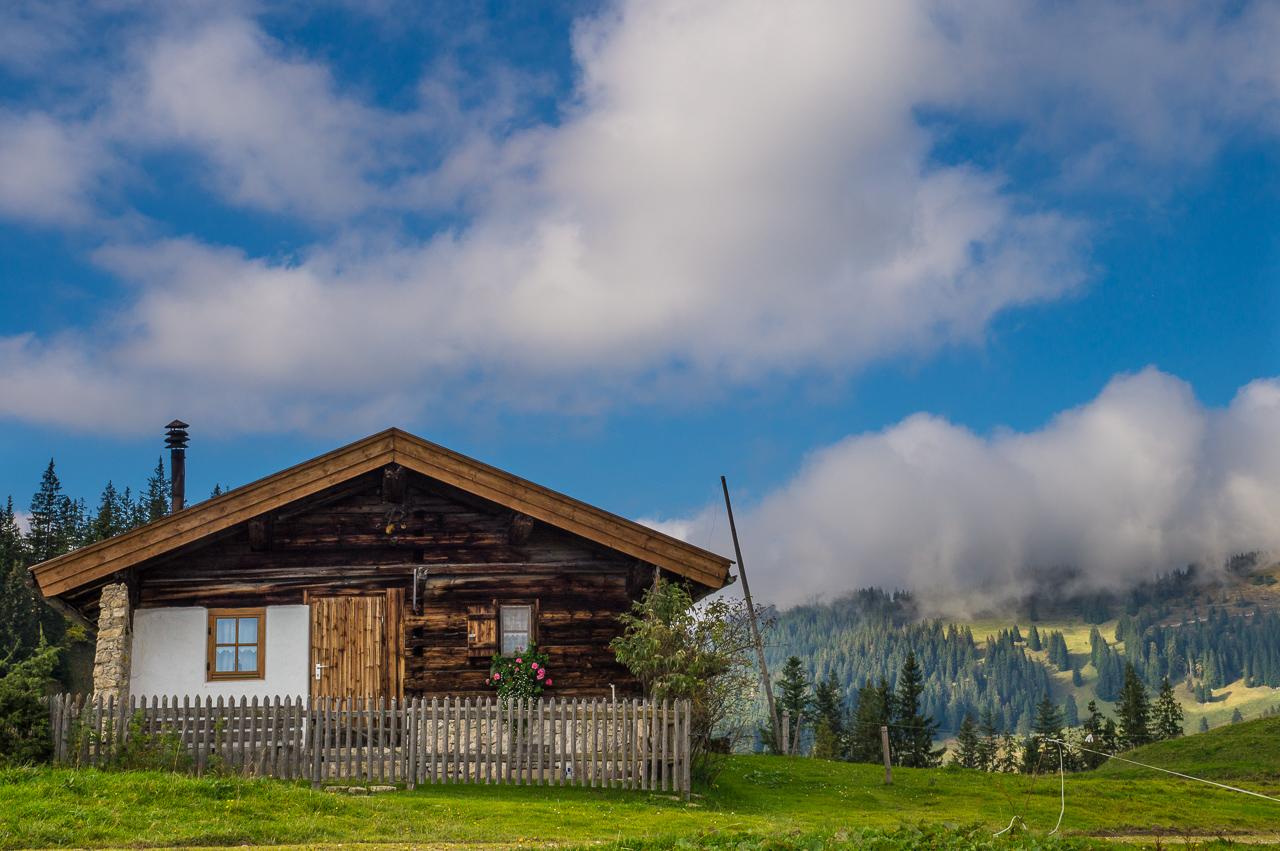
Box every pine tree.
[895,650,944,768]
[1152,677,1184,740]
[1079,700,1113,769]
[850,678,892,764]
[142,457,169,524]
[1063,693,1079,727]
[1231,707,1243,724]
[954,713,981,768]
[90,482,128,543]
[1115,662,1152,750]
[1027,625,1042,652]
[812,669,847,758]
[28,460,70,564]
[977,708,1000,771]
[1198,716,1209,733]
[775,655,811,752]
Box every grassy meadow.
[2,750,1278,850]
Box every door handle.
[315,663,329,681]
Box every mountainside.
[766,557,1280,738]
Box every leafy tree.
[953,713,981,768]
[1152,677,1184,740]
[611,578,765,781]
[894,650,943,768]
[1115,662,1152,750]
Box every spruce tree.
[812,669,847,758]
[1027,625,1042,652]
[954,713,981,768]
[895,650,943,768]
[850,678,891,764]
[1231,707,1243,723]
[1063,693,1079,727]
[774,655,811,752]
[1115,662,1152,750]
[1198,716,1209,733]
[142,457,169,523]
[972,709,997,770]
[1152,677,1184,740]
[28,460,70,564]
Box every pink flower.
[537,670,545,680]
[531,662,539,670]
[494,673,501,681]
[515,658,522,664]
[545,679,552,686]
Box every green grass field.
[1096,713,1280,783]
[3,750,1278,850]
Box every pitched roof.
[32,428,733,599]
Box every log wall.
[68,470,650,697]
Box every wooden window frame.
[498,600,539,655]
[207,608,267,681]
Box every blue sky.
[1,1,1278,607]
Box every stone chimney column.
[92,583,133,701]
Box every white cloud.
[2,2,1280,430]
[0,112,107,225]
[661,369,1280,610]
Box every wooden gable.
[30,428,733,606]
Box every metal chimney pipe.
[164,420,189,513]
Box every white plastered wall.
[130,606,310,700]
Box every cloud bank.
[3,1,1279,432]
[649,370,1280,610]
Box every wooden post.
[780,710,789,755]
[881,725,892,785]
[721,476,782,753]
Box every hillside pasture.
[2,754,1278,850]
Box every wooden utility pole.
[721,476,783,753]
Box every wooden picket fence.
[46,694,692,795]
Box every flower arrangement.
[486,643,552,705]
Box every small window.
[500,605,531,655]
[207,608,265,680]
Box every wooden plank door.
[310,591,404,699]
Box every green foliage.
[1026,625,1041,651]
[811,669,848,758]
[1152,677,1184,740]
[952,713,980,768]
[1114,663,1152,751]
[774,656,811,752]
[770,589,1053,736]
[894,650,943,768]
[0,641,58,766]
[486,643,551,705]
[611,578,763,781]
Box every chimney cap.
[165,419,190,430]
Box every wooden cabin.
[29,429,732,702]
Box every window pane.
[215,646,236,672]
[238,617,258,644]
[501,606,530,632]
[238,645,258,672]
[216,618,237,643]
[502,631,529,655]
